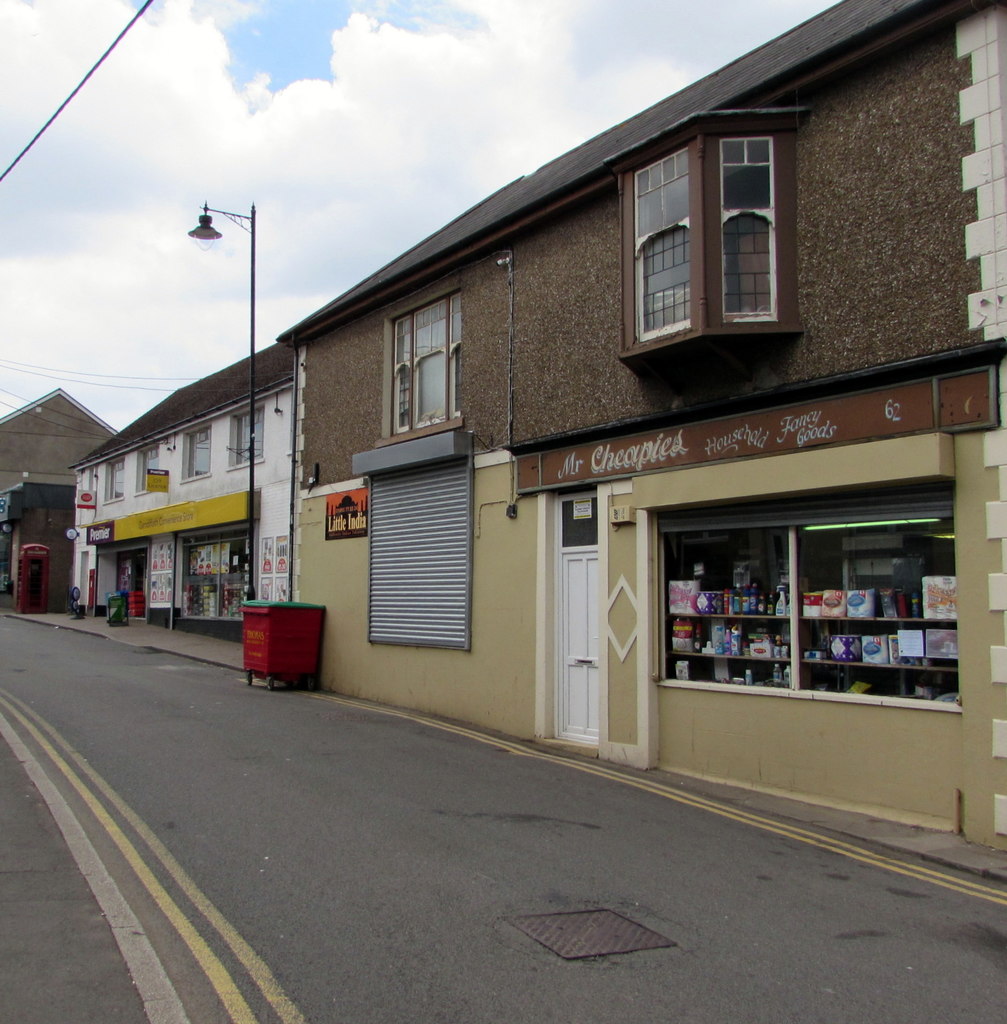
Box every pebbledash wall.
[961,8,1007,840]
[289,5,1007,850]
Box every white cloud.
[0,0,837,429]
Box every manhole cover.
[508,909,675,959]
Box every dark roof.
[278,0,970,343]
[76,342,293,465]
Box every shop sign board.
[76,490,96,509]
[517,371,994,492]
[113,492,248,542]
[146,469,169,492]
[325,488,369,539]
[88,522,115,545]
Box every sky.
[0,0,841,432]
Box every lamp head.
[188,205,222,249]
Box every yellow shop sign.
[112,493,248,541]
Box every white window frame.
[392,294,461,434]
[136,445,159,493]
[183,426,212,480]
[720,136,777,322]
[105,458,125,501]
[635,148,691,343]
[229,406,264,468]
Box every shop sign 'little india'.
[518,372,993,492]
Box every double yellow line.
[308,690,1007,908]
[0,688,306,1024]
[3,678,1004,1024]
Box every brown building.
[280,0,1007,850]
[0,390,114,610]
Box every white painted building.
[71,343,294,640]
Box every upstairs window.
[105,459,124,501]
[636,150,690,338]
[721,138,774,318]
[393,294,461,434]
[229,407,264,467]
[136,446,159,492]
[620,114,800,366]
[184,426,211,479]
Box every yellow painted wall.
[952,431,1006,845]
[297,459,538,738]
[604,498,640,748]
[635,432,968,828]
[656,687,962,827]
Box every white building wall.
[72,385,293,608]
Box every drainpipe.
[288,338,301,600]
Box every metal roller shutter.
[368,458,472,648]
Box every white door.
[558,495,599,743]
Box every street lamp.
[188,202,258,600]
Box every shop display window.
[181,530,248,619]
[662,498,958,702]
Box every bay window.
[619,112,801,368]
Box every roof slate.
[76,342,294,465]
[278,0,959,341]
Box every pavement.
[2,609,1007,1024]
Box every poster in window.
[260,577,273,601]
[274,576,288,602]
[261,536,274,574]
[326,488,369,539]
[152,540,173,572]
[149,573,172,608]
[275,535,289,574]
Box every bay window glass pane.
[643,226,690,330]
[724,214,771,314]
[722,137,771,210]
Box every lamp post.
[187,202,258,600]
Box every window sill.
[375,416,465,448]
[657,678,961,712]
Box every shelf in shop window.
[667,612,792,620]
[801,657,958,671]
[799,616,956,624]
[674,651,789,662]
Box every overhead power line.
[0,363,177,392]
[0,0,156,186]
[0,357,197,382]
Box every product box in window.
[925,628,958,660]
[802,592,823,617]
[667,580,699,614]
[845,589,875,618]
[861,635,890,664]
[820,590,847,618]
[922,576,957,620]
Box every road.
[1,616,1005,1024]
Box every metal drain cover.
[508,909,675,959]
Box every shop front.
[517,364,1006,846]
[85,492,251,640]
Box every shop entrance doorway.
[557,493,599,744]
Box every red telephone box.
[16,544,50,614]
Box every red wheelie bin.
[242,601,325,690]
